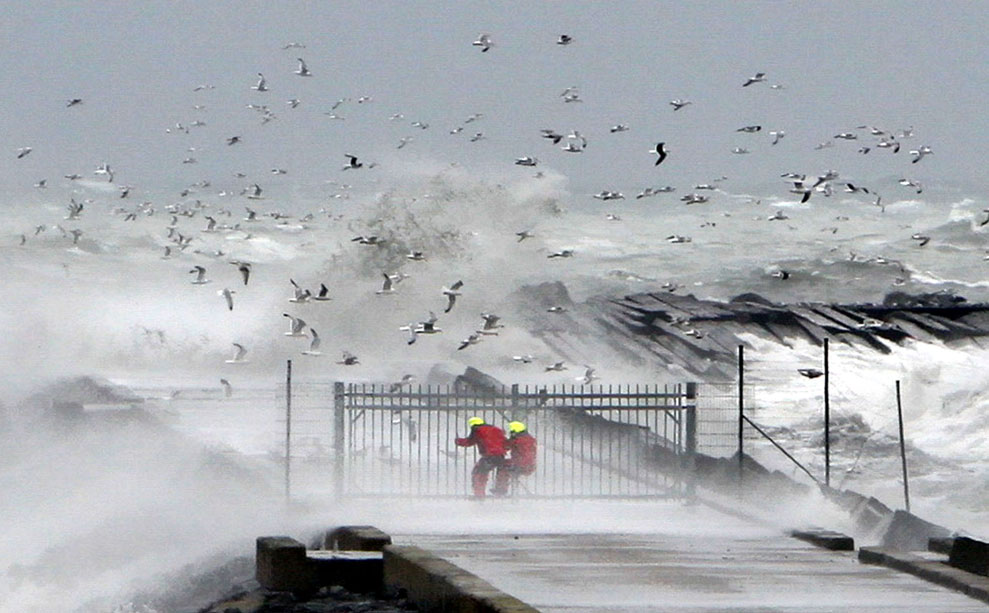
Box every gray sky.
[1,1,986,201]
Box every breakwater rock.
[510,282,989,379]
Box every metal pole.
[333,381,346,500]
[896,380,911,512]
[737,344,744,483]
[684,382,698,501]
[824,338,830,488]
[285,359,292,502]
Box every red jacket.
[506,432,537,473]
[455,424,506,457]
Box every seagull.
[338,351,359,365]
[771,270,790,280]
[226,135,241,146]
[911,233,931,247]
[650,142,668,166]
[516,230,534,242]
[790,182,813,203]
[547,306,567,313]
[898,178,923,194]
[577,366,598,385]
[736,125,762,133]
[16,147,32,159]
[540,129,564,144]
[547,249,574,258]
[282,42,306,49]
[834,132,857,140]
[376,273,397,295]
[909,146,933,163]
[283,313,308,336]
[472,33,493,52]
[731,147,750,154]
[544,361,567,372]
[457,333,482,350]
[514,156,538,166]
[286,98,300,108]
[66,98,83,107]
[397,136,413,149]
[770,130,786,145]
[294,58,312,77]
[406,250,426,261]
[219,378,233,398]
[512,355,535,364]
[252,73,268,92]
[478,313,503,335]
[342,154,363,170]
[226,343,249,364]
[844,183,870,194]
[389,374,417,393]
[798,368,823,379]
[233,261,251,285]
[876,139,901,153]
[94,163,114,182]
[301,328,322,356]
[313,283,332,301]
[189,266,210,284]
[442,280,464,312]
[742,72,767,87]
[556,34,573,45]
[609,124,629,133]
[592,191,624,201]
[219,288,235,311]
[767,210,789,221]
[289,278,312,303]
[666,235,692,243]
[669,99,692,111]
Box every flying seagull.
[301,328,322,356]
[226,343,249,364]
[742,72,767,87]
[189,265,210,284]
[283,313,308,336]
[219,288,235,311]
[219,379,233,398]
[294,58,312,77]
[343,154,363,170]
[798,368,823,379]
[650,142,668,166]
[669,99,692,111]
[556,34,573,45]
[252,73,268,92]
[442,280,464,312]
[472,33,493,52]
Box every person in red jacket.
[455,416,506,498]
[492,421,537,496]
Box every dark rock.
[949,536,989,576]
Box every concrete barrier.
[790,529,854,551]
[256,533,384,595]
[256,536,311,593]
[879,509,952,551]
[949,536,989,577]
[384,545,539,613]
[858,546,989,605]
[929,536,955,555]
[324,525,393,551]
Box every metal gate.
[328,382,697,499]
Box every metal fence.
[281,380,706,500]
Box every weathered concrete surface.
[396,500,986,612]
[324,525,393,551]
[860,547,989,605]
[384,545,539,613]
[791,529,855,551]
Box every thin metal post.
[684,382,697,501]
[334,381,346,499]
[737,344,744,482]
[896,380,911,512]
[824,338,830,488]
[284,360,292,502]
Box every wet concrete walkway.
[386,501,984,612]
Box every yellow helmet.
[508,421,526,433]
[467,416,485,427]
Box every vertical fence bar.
[333,381,345,499]
[824,337,831,488]
[895,380,911,512]
[737,344,745,483]
[284,360,292,502]
[685,382,697,501]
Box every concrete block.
[256,536,310,592]
[928,536,955,554]
[880,509,951,551]
[307,550,383,593]
[949,536,989,576]
[383,545,539,612]
[851,496,893,533]
[857,546,887,565]
[325,525,393,551]
[791,529,854,551]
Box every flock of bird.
[9,30,953,396]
